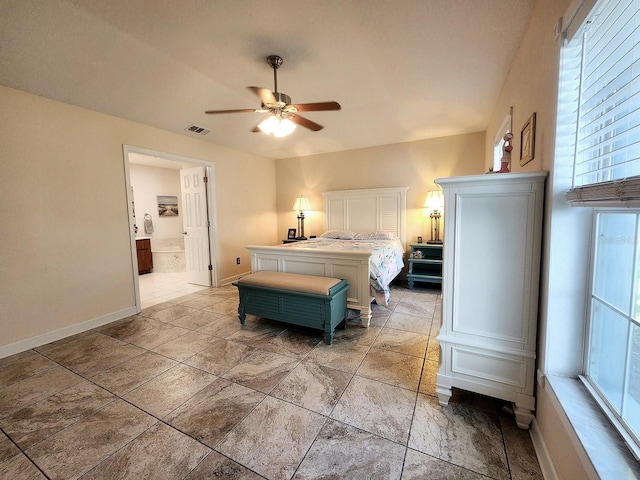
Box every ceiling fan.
[205,55,341,136]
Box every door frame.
[122,145,219,312]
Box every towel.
[144,213,154,234]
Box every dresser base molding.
[436,373,536,429]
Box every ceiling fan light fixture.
[205,55,340,135]
[258,115,296,137]
[274,117,296,137]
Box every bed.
[245,187,408,326]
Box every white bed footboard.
[245,245,374,326]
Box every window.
[560,0,640,457]
[587,211,640,452]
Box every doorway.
[123,145,218,311]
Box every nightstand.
[407,243,442,288]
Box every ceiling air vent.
[185,124,211,135]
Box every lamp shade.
[258,116,296,137]
[424,190,444,210]
[292,196,311,212]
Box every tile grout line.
[30,353,227,479]
[3,284,524,479]
[0,424,51,480]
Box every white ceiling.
[0,0,534,160]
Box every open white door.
[181,166,212,286]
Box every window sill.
[546,375,640,479]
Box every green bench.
[233,271,349,345]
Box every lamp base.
[427,240,443,244]
[295,236,307,240]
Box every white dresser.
[435,172,546,429]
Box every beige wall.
[275,132,485,246]
[484,0,563,175]
[0,85,276,353]
[485,0,596,477]
[129,163,184,241]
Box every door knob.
[183,231,188,235]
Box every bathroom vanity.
[136,238,153,274]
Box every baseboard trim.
[530,418,559,480]
[0,306,138,359]
[220,272,250,286]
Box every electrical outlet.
[236,257,240,265]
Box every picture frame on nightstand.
[287,228,296,240]
[417,236,423,243]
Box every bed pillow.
[353,231,397,240]
[320,230,357,240]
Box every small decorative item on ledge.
[496,132,514,173]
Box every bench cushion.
[237,271,342,296]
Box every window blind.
[566,175,640,204]
[562,0,599,41]
[567,0,640,204]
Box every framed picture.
[287,228,296,239]
[157,195,178,217]
[417,236,423,243]
[520,113,536,166]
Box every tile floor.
[138,272,210,309]
[0,274,544,479]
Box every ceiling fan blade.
[204,108,260,115]
[290,114,324,131]
[247,86,277,106]
[250,115,271,133]
[292,101,341,112]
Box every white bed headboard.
[322,187,408,245]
